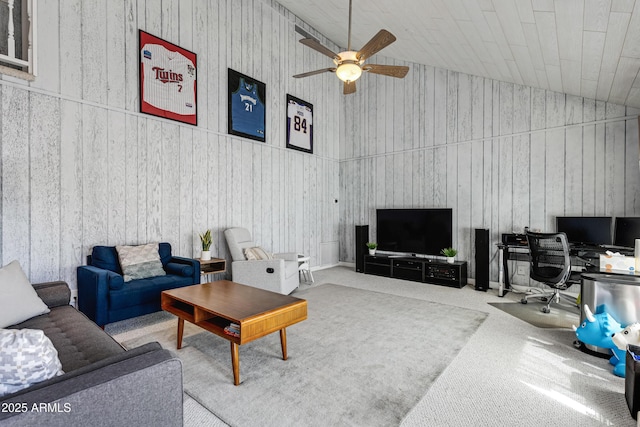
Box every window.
[0,0,36,77]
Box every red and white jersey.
[141,43,196,116]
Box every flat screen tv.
[376,208,452,256]
[614,217,640,248]
[555,216,612,246]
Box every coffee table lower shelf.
[161,280,307,385]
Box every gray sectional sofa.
[0,281,183,427]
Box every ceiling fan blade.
[300,38,339,60]
[293,68,336,78]
[364,64,409,78]
[357,29,396,61]
[343,80,356,95]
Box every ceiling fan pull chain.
[347,0,353,51]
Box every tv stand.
[364,255,467,288]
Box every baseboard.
[466,278,501,291]
[316,264,504,291]
[311,262,345,272]
[338,261,355,269]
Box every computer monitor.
[614,217,640,248]
[555,216,612,246]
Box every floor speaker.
[355,225,369,273]
[475,228,490,291]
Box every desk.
[497,244,531,297]
[497,243,596,297]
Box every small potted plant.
[441,247,457,263]
[199,229,212,261]
[366,242,378,256]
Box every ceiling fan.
[293,0,409,95]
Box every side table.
[198,258,227,283]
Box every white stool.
[298,255,314,283]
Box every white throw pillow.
[244,247,273,260]
[115,243,166,282]
[0,261,50,328]
[0,328,64,396]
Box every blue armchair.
[77,242,200,327]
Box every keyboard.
[600,244,634,252]
[570,244,633,255]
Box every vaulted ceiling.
[276,0,640,108]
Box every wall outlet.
[516,265,528,276]
[70,289,78,308]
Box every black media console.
[364,255,468,288]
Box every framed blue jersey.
[228,69,266,142]
[286,94,313,154]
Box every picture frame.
[286,94,313,154]
[228,69,266,142]
[139,30,197,126]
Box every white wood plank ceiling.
[276,0,640,108]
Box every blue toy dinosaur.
[573,304,626,377]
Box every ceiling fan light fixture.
[336,61,362,82]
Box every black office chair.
[521,231,573,313]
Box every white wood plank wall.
[340,65,640,283]
[0,0,341,291]
[1,0,639,290]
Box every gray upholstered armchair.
[224,227,299,295]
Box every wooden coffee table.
[161,280,307,385]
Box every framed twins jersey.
[286,94,313,154]
[139,30,197,125]
[228,69,266,142]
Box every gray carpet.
[109,267,637,426]
[121,283,487,427]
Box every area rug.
[489,300,580,329]
[121,284,488,427]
